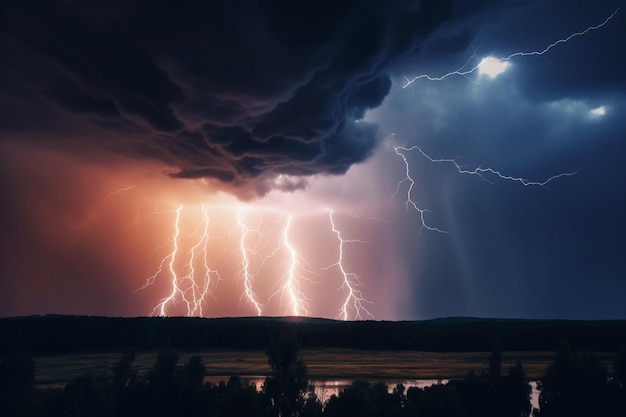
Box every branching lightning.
[129,7,614,320]
[151,205,183,317]
[184,205,220,316]
[106,185,137,197]
[396,145,579,187]
[138,205,220,317]
[393,147,448,233]
[403,8,620,87]
[137,204,369,320]
[326,210,373,320]
[392,9,614,228]
[393,145,578,231]
[236,209,264,316]
[279,215,310,317]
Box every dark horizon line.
[2,313,625,323]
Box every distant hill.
[1,315,625,354]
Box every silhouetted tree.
[178,355,207,416]
[323,380,377,417]
[502,361,531,417]
[488,340,503,382]
[453,344,530,417]
[111,347,136,392]
[608,343,626,415]
[0,351,36,417]
[212,376,262,417]
[484,341,504,417]
[452,373,486,417]
[404,385,423,415]
[148,348,179,388]
[536,341,612,417]
[144,348,181,416]
[111,348,137,417]
[0,351,34,395]
[389,383,406,417]
[263,334,308,417]
[615,343,626,388]
[62,373,115,417]
[300,389,323,417]
[180,355,205,392]
[413,382,464,417]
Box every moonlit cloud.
[477,57,510,79]
[590,106,607,117]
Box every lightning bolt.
[393,145,578,232]
[183,205,219,316]
[236,209,264,316]
[138,205,220,317]
[327,210,373,320]
[403,7,620,87]
[394,9,609,228]
[106,185,137,197]
[396,145,579,187]
[151,205,183,317]
[278,214,310,317]
[393,147,448,233]
[137,204,372,320]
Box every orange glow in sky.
[0,141,405,319]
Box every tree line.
[1,337,626,417]
[2,315,626,353]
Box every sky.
[1,0,625,320]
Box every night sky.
[1,0,625,320]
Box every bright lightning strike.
[185,205,220,316]
[327,210,373,321]
[276,215,311,317]
[137,204,372,319]
[236,209,264,316]
[151,205,183,317]
[397,145,578,187]
[393,145,578,231]
[394,10,607,228]
[403,8,620,87]
[393,146,448,233]
[139,205,220,317]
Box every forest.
[1,335,626,417]
[1,316,626,416]
[1,315,626,353]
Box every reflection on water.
[205,376,539,410]
[311,379,448,403]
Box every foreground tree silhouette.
[324,380,378,417]
[62,373,115,417]
[263,334,309,417]
[452,342,530,417]
[0,351,36,416]
[143,348,181,416]
[608,344,626,414]
[212,376,262,417]
[111,347,136,392]
[535,341,615,417]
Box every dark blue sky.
[370,0,626,319]
[1,0,625,319]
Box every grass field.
[33,348,616,387]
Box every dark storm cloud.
[0,0,502,196]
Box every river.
[205,376,540,410]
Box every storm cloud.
[0,0,500,197]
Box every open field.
[33,348,616,387]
